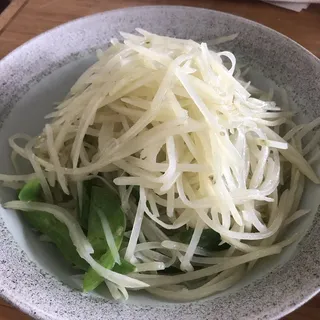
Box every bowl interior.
[0,6,319,320]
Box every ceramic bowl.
[0,6,319,320]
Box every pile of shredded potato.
[1,29,320,301]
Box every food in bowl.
[0,29,319,301]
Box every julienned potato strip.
[1,29,319,301]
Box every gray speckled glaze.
[0,6,319,320]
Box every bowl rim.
[0,5,319,320]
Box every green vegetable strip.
[113,258,136,274]
[84,255,136,292]
[83,251,115,292]
[18,180,88,270]
[83,185,126,292]
[78,180,92,230]
[179,227,230,252]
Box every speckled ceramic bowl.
[0,6,319,320]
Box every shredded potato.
[1,29,320,301]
